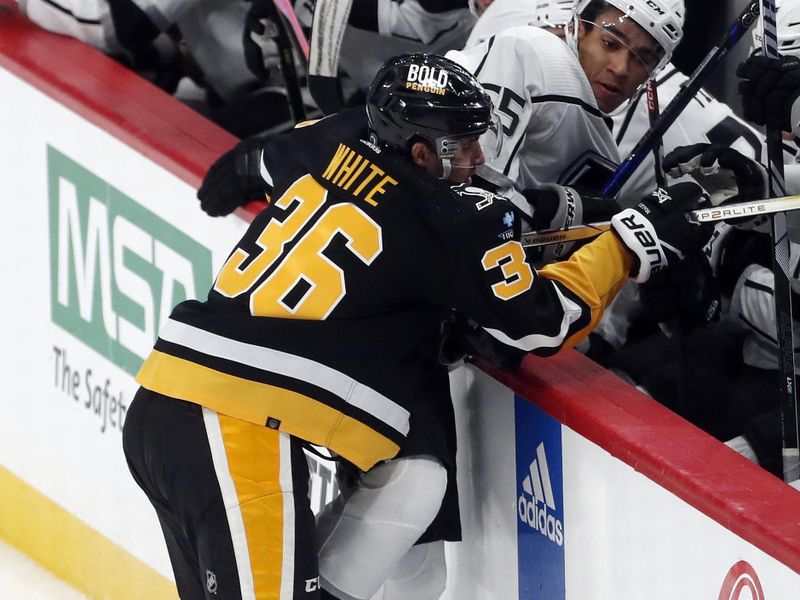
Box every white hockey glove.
[662,143,770,232]
[611,182,709,283]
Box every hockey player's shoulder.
[449,184,520,240]
[494,25,574,61]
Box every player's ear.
[573,18,586,42]
[410,141,435,168]
[410,140,444,178]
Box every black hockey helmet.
[366,53,498,159]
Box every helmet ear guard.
[366,53,498,161]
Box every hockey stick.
[602,0,761,197]
[521,195,800,248]
[260,0,307,124]
[687,195,800,223]
[273,0,310,60]
[760,0,799,483]
[520,222,610,248]
[645,78,666,188]
[307,0,353,114]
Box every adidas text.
[517,442,564,546]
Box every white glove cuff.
[611,208,667,283]
[791,95,800,140]
[538,184,584,230]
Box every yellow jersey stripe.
[137,351,400,471]
[159,318,410,435]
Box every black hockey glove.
[243,0,282,81]
[639,250,721,328]
[610,182,709,283]
[522,184,620,261]
[663,143,770,231]
[197,138,269,216]
[438,314,525,371]
[522,184,620,230]
[737,53,800,133]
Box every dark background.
[671,0,753,115]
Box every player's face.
[577,7,663,113]
[445,136,486,184]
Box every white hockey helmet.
[568,0,685,74]
[752,0,800,57]
[533,0,577,27]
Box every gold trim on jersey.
[136,316,409,471]
[156,318,409,434]
[539,232,632,349]
[204,411,295,598]
[137,351,400,470]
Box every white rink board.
[562,429,800,598]
[445,364,800,600]
[0,65,248,579]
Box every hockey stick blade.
[520,222,611,248]
[687,195,800,224]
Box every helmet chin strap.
[565,16,580,58]
[441,157,452,180]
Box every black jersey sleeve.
[439,185,633,357]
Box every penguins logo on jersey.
[406,65,449,95]
[452,184,496,210]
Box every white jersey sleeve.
[729,242,800,373]
[377,0,475,45]
[446,27,623,212]
[463,0,540,49]
[18,0,118,51]
[611,63,769,206]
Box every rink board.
[1,2,800,599]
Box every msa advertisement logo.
[48,146,213,376]
[515,395,565,599]
[518,441,564,545]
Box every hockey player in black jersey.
[123,53,710,600]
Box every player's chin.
[593,84,625,113]
[448,168,475,185]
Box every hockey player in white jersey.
[461,0,778,357]
[464,0,768,201]
[737,0,800,192]
[445,0,684,252]
[673,0,800,485]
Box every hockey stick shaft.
[520,223,610,247]
[262,0,307,124]
[273,0,310,60]
[602,0,761,197]
[645,78,666,188]
[522,194,800,248]
[687,195,800,223]
[760,0,799,483]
